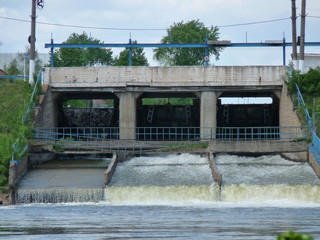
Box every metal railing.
[296,83,313,129]
[214,126,307,141]
[310,130,320,165]
[33,126,308,152]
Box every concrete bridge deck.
[37,65,303,144]
[44,65,285,90]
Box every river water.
[1,153,320,239]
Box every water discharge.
[8,153,320,239]
[105,153,320,205]
[15,153,320,205]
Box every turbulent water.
[4,153,320,239]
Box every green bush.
[277,231,314,240]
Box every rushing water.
[2,153,320,239]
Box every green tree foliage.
[277,230,313,240]
[288,66,320,97]
[114,40,149,66]
[0,80,32,185]
[153,19,223,66]
[53,32,113,67]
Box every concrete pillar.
[37,88,59,128]
[200,91,217,140]
[117,92,141,140]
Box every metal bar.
[44,42,320,49]
[0,75,26,79]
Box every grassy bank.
[0,79,32,186]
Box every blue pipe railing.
[22,69,43,123]
[296,83,313,129]
[295,83,320,165]
[33,126,308,153]
[11,70,44,164]
[0,75,26,80]
[310,131,320,165]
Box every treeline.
[0,79,32,185]
[3,19,222,76]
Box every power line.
[0,15,304,31]
[308,15,320,19]
[218,17,290,28]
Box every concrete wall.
[44,66,285,88]
[279,81,302,127]
[308,149,320,177]
[207,141,308,154]
[36,87,60,128]
[8,156,29,188]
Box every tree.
[4,47,43,78]
[53,32,113,67]
[153,19,223,66]
[114,40,149,66]
[288,67,320,98]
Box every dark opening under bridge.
[34,65,309,154]
[34,65,309,153]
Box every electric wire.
[0,15,314,31]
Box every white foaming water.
[105,153,320,206]
[15,188,105,204]
[15,153,320,205]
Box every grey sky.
[0,0,319,65]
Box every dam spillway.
[13,153,320,204]
[105,153,320,205]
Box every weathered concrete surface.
[208,140,308,153]
[208,153,222,187]
[200,92,217,138]
[308,149,320,177]
[279,81,303,128]
[104,154,118,185]
[9,155,29,188]
[44,66,285,88]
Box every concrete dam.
[9,65,319,204]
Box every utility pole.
[299,0,307,73]
[29,0,36,84]
[291,0,298,69]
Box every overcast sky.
[0,0,319,66]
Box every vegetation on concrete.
[153,19,223,66]
[0,79,32,186]
[287,66,320,134]
[160,142,209,152]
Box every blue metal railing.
[296,83,313,129]
[11,70,44,164]
[34,126,308,141]
[22,69,43,123]
[33,126,308,153]
[295,83,320,165]
[310,131,320,165]
[0,75,26,81]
